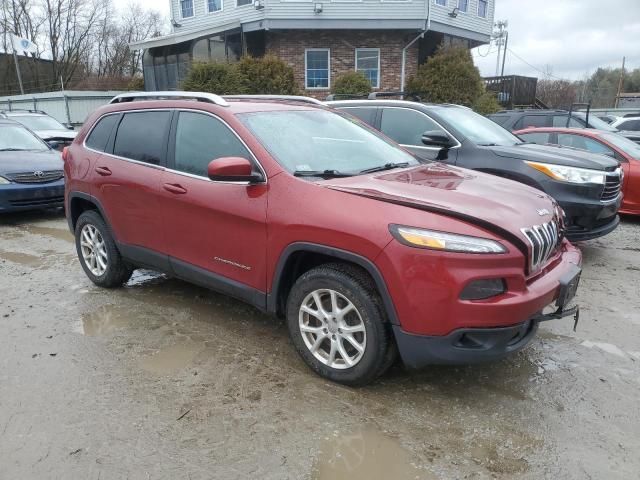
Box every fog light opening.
[459,278,507,301]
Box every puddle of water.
[77,305,133,336]
[311,426,432,480]
[21,224,74,243]
[0,249,41,266]
[140,342,204,374]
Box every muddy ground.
[0,210,639,480]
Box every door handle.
[163,183,188,194]
[95,166,112,176]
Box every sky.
[114,0,640,81]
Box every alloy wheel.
[80,224,108,276]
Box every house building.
[132,0,495,97]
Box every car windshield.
[600,132,640,158]
[10,114,66,131]
[573,112,617,132]
[238,109,418,175]
[0,125,49,151]
[431,106,522,146]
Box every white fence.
[0,91,124,127]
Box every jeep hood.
[489,143,619,170]
[322,163,557,246]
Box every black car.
[487,109,640,144]
[327,100,622,242]
[0,119,65,213]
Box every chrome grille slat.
[6,170,64,184]
[601,168,622,202]
[522,219,562,274]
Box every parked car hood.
[0,150,63,174]
[34,129,77,141]
[488,143,619,170]
[322,163,558,247]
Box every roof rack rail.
[367,91,423,102]
[109,91,229,107]
[325,93,369,101]
[224,95,324,105]
[0,109,48,115]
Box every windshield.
[573,112,618,132]
[0,125,49,151]
[600,132,640,158]
[10,115,67,131]
[239,110,418,175]
[431,107,521,146]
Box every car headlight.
[525,161,605,184]
[390,225,507,253]
[0,176,10,185]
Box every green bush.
[237,55,298,94]
[181,62,247,95]
[407,46,484,106]
[472,91,502,115]
[127,76,145,91]
[332,71,372,96]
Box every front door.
[160,110,268,296]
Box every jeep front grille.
[601,168,622,202]
[6,170,64,184]
[522,220,560,273]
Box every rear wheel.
[75,210,132,288]
[286,264,396,386]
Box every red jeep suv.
[64,92,582,386]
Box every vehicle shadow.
[0,208,65,226]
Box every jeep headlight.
[525,161,606,184]
[390,225,507,253]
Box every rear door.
[91,110,171,262]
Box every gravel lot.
[1,210,639,479]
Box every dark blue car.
[0,119,64,213]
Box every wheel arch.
[67,192,112,236]
[268,243,400,325]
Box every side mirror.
[421,130,455,149]
[47,141,60,150]
[207,157,263,183]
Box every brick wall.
[265,30,419,99]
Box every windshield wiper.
[360,162,410,174]
[293,169,353,179]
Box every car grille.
[521,219,561,273]
[8,195,64,207]
[6,170,64,184]
[601,168,622,202]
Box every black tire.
[75,210,133,288]
[286,263,397,386]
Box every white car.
[611,115,640,132]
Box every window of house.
[180,0,194,18]
[458,0,468,12]
[113,112,172,165]
[174,112,252,177]
[207,0,222,13]
[305,49,330,89]
[237,0,252,6]
[380,108,446,146]
[355,49,380,88]
[86,114,119,152]
[435,0,447,6]
[478,0,488,17]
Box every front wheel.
[286,264,396,386]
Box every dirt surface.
[1,210,639,479]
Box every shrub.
[181,62,247,95]
[236,55,298,94]
[332,71,372,96]
[472,91,502,115]
[126,76,145,91]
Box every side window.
[619,119,640,131]
[519,132,551,144]
[519,115,549,128]
[340,107,377,127]
[113,111,172,165]
[85,115,119,152]
[553,115,582,127]
[488,115,510,126]
[174,112,251,177]
[380,108,445,146]
[557,134,615,156]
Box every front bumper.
[0,179,65,212]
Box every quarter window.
[306,49,330,89]
[478,0,488,17]
[557,134,615,156]
[207,0,222,12]
[340,107,377,127]
[113,112,172,165]
[85,115,119,152]
[458,0,468,12]
[518,132,551,145]
[180,0,194,18]
[380,108,446,146]
[552,115,582,128]
[517,115,548,129]
[355,49,380,88]
[174,112,252,177]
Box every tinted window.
[86,115,118,152]
[519,115,549,128]
[380,108,444,146]
[519,132,551,144]
[557,134,615,156]
[340,107,377,126]
[174,112,251,177]
[113,112,172,165]
[488,115,510,126]
[552,115,582,127]
[618,119,640,131]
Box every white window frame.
[434,0,447,6]
[355,48,381,89]
[205,0,223,14]
[477,0,488,17]
[180,0,195,18]
[305,48,331,90]
[458,0,468,13]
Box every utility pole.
[614,56,626,108]
[493,21,508,77]
[11,34,25,95]
[500,31,509,77]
